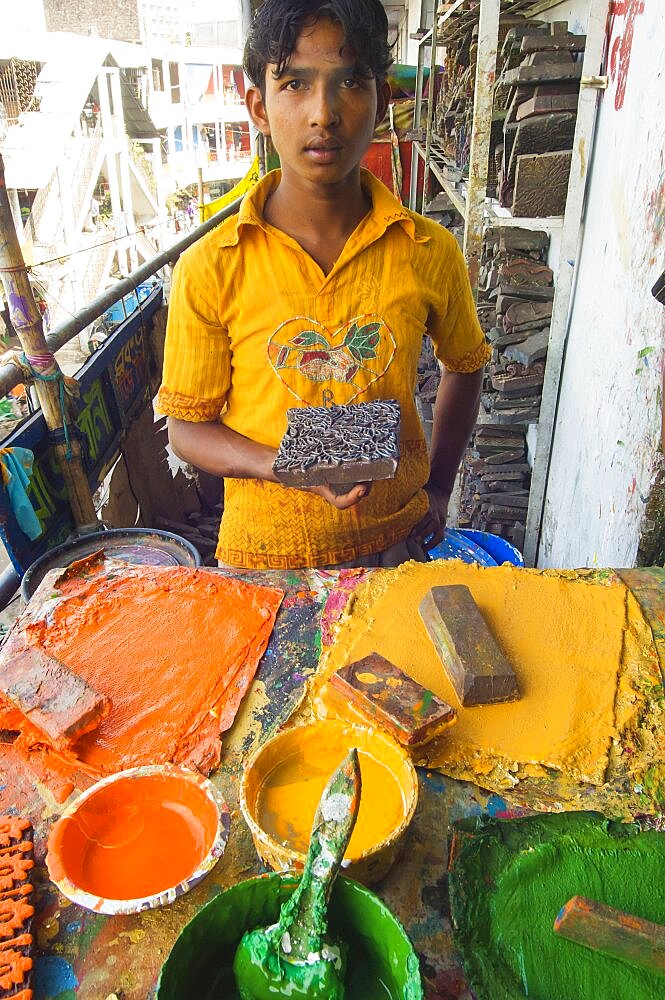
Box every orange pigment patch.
[2,566,282,791]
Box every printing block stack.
[495,21,586,216]
[458,225,554,551]
[435,12,537,183]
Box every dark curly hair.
[243,0,394,90]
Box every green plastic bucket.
[157,873,423,999]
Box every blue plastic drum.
[429,528,523,567]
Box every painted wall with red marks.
[540,0,665,568]
[608,0,646,111]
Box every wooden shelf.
[413,140,467,216]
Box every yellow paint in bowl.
[240,721,418,884]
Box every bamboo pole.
[0,154,98,527]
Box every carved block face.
[272,399,401,489]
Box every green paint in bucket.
[157,874,423,999]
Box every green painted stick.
[554,896,665,977]
[233,748,362,999]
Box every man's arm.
[412,367,484,549]
[167,417,369,509]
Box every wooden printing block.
[482,504,528,522]
[478,463,530,478]
[492,332,532,350]
[492,372,544,393]
[512,150,573,218]
[520,33,586,54]
[329,653,456,747]
[484,449,525,464]
[272,400,400,490]
[504,330,549,367]
[491,394,542,412]
[517,92,580,120]
[503,299,552,331]
[506,113,577,190]
[478,493,529,508]
[500,61,583,87]
[553,896,665,976]
[497,258,553,286]
[492,408,539,426]
[498,228,549,255]
[0,645,110,750]
[474,422,525,438]
[419,586,520,707]
[489,284,555,302]
[0,817,34,998]
[496,382,543,399]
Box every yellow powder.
[305,563,635,786]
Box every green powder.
[449,812,665,1000]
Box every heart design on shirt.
[268,314,396,405]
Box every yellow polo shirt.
[157,169,489,568]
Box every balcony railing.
[0,195,242,589]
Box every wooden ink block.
[489,284,555,302]
[517,92,580,120]
[272,401,400,490]
[554,896,665,976]
[504,330,550,367]
[330,653,456,747]
[419,586,520,707]
[0,645,110,750]
[520,33,586,54]
[497,259,554,286]
[512,150,573,218]
[500,62,583,87]
[504,300,552,331]
[506,112,577,190]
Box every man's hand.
[411,484,450,551]
[308,482,371,509]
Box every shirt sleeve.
[155,245,232,421]
[428,237,491,373]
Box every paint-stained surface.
[0,561,283,797]
[3,566,665,999]
[540,0,665,568]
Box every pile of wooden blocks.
[495,20,586,216]
[458,225,554,550]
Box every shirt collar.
[216,168,429,247]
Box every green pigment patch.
[449,812,665,999]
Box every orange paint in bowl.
[47,765,230,913]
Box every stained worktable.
[2,566,664,1000]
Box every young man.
[157,0,489,570]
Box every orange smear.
[2,566,282,791]
[47,771,218,900]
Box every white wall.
[539,1,665,567]
[538,0,588,34]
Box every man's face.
[246,17,390,189]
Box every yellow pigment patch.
[306,563,642,787]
